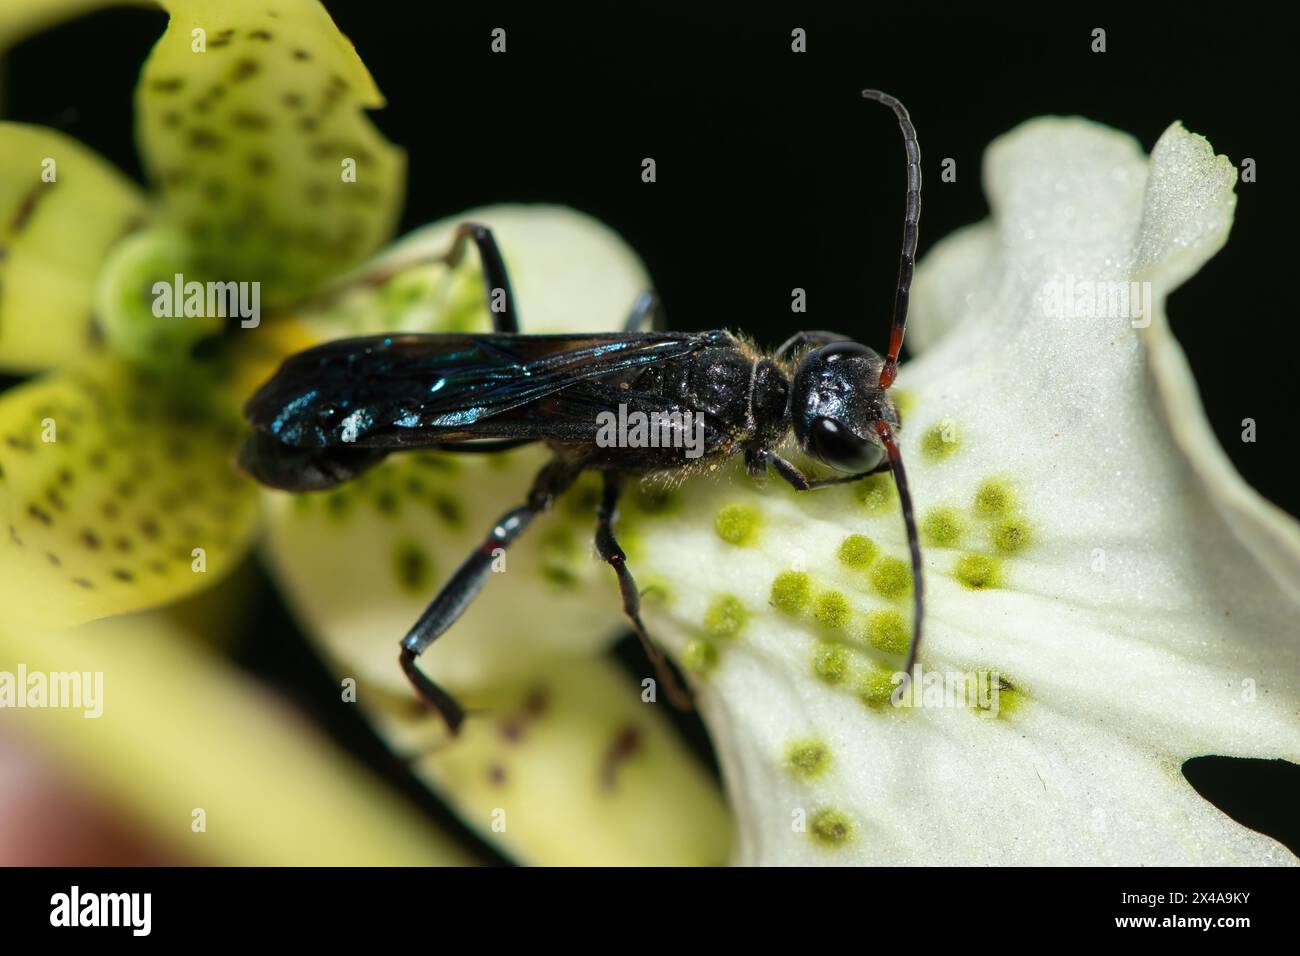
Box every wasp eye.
[809,417,884,473]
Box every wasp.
[240,90,924,733]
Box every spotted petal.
[619,120,1298,864]
[136,0,404,303]
[366,656,731,866]
[0,124,153,372]
[0,358,258,627]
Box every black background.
[2,2,1296,863]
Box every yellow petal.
[0,123,153,372]
[370,656,732,866]
[0,358,259,627]
[0,609,473,864]
[136,0,404,303]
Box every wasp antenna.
[873,419,923,692]
[861,89,921,389]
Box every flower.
[0,0,728,865]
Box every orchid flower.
[0,0,728,866]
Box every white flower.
[618,118,1300,865]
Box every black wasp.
[241,90,924,733]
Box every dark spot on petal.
[230,58,260,82]
[523,686,549,718]
[249,29,273,41]
[282,92,303,109]
[486,764,507,786]
[27,504,52,525]
[231,111,270,131]
[80,529,101,550]
[46,552,61,566]
[111,568,135,583]
[71,577,94,589]
[149,76,185,93]
[291,48,311,61]
[601,724,643,791]
[188,128,225,151]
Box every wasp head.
[789,340,899,473]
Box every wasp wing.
[244,331,725,448]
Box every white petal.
[629,119,1299,864]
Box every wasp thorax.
[790,341,899,473]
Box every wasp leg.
[595,473,693,710]
[622,291,666,332]
[753,449,888,490]
[399,457,579,733]
[440,222,521,333]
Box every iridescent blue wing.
[244,331,724,448]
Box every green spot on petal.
[784,739,831,780]
[865,609,908,654]
[955,553,1003,590]
[809,808,855,847]
[812,590,851,632]
[771,571,811,615]
[683,638,719,674]
[921,421,961,462]
[992,516,1034,554]
[703,593,747,639]
[859,666,902,709]
[837,533,878,568]
[921,505,966,547]
[870,556,912,600]
[974,672,1025,718]
[812,641,848,685]
[973,477,1017,519]
[714,503,761,546]
[853,474,896,514]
